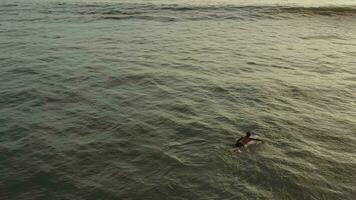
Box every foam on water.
[1,0,356,199]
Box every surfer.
[234,131,262,149]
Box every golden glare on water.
[91,0,356,6]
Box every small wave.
[71,2,356,14]
[0,4,18,7]
[158,4,356,14]
[103,15,178,22]
[300,35,344,40]
[279,6,356,14]
[70,3,356,22]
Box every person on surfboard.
[234,131,262,149]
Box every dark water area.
[1,0,356,199]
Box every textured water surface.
[1,0,356,199]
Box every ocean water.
[1,0,356,199]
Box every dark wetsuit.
[235,137,254,148]
[235,142,244,148]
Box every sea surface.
[1,0,356,199]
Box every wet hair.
[246,132,251,137]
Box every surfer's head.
[246,132,251,137]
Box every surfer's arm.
[251,138,263,142]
